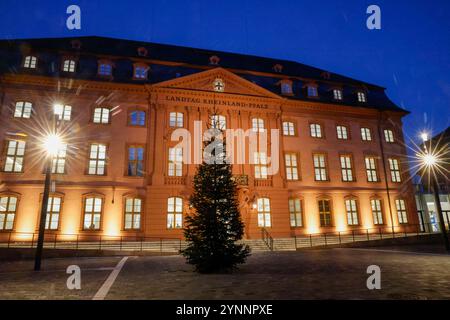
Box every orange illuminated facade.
[0,36,418,240]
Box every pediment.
[152,67,280,99]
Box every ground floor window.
[124,198,142,230]
[46,196,61,230]
[0,195,17,230]
[257,198,271,227]
[167,197,183,229]
[371,199,384,225]
[83,197,103,230]
[345,199,359,225]
[289,198,303,227]
[318,199,332,227]
[396,199,408,224]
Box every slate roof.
[0,36,407,113]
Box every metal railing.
[261,228,274,251]
[0,231,184,254]
[294,223,442,249]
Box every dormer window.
[133,64,148,80]
[98,60,113,77]
[307,85,318,97]
[357,91,367,103]
[62,59,76,72]
[333,89,343,100]
[23,55,37,69]
[280,80,293,95]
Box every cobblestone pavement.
[0,248,449,299]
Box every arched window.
[23,55,37,69]
[167,197,183,229]
[124,197,142,230]
[63,59,76,72]
[93,107,110,124]
[210,114,226,130]
[83,196,103,230]
[252,118,265,132]
[0,195,18,230]
[129,110,146,126]
[14,101,32,118]
[257,198,271,227]
[169,112,184,127]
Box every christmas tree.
[181,115,250,273]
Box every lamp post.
[34,122,63,271]
[421,133,450,252]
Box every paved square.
[0,248,449,299]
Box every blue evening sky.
[0,0,449,143]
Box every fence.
[0,232,184,254]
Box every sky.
[0,0,449,144]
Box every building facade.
[0,36,418,240]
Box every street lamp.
[34,125,63,271]
[420,132,450,252]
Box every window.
[254,152,268,179]
[169,112,184,128]
[289,198,303,227]
[4,140,26,172]
[318,199,332,227]
[365,157,378,182]
[54,104,72,121]
[93,107,110,124]
[88,144,107,175]
[14,101,32,118]
[281,81,292,94]
[396,199,408,224]
[333,89,343,100]
[51,143,67,174]
[0,195,17,230]
[63,59,76,72]
[124,198,142,230]
[210,114,226,130]
[307,86,318,97]
[46,196,61,230]
[282,121,295,136]
[127,145,144,176]
[285,153,299,180]
[313,154,328,181]
[389,158,401,182]
[257,198,271,227]
[357,92,366,102]
[361,127,372,141]
[129,110,145,126]
[252,118,265,132]
[310,123,322,138]
[133,65,148,79]
[23,55,37,69]
[167,197,183,229]
[336,125,348,140]
[384,129,394,143]
[340,155,354,182]
[83,197,102,230]
[345,199,359,225]
[98,62,112,76]
[371,199,383,225]
[168,147,183,176]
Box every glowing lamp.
[42,134,63,157]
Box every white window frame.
[361,127,372,141]
[333,89,343,100]
[14,101,32,118]
[371,199,384,225]
[167,197,183,229]
[63,59,76,72]
[285,153,299,180]
[169,112,184,127]
[254,152,268,179]
[340,155,354,182]
[23,55,37,69]
[0,195,17,230]
[310,123,322,138]
[252,118,265,133]
[93,107,110,124]
[282,121,295,136]
[46,196,62,230]
[257,198,271,227]
[357,92,366,102]
[395,199,408,224]
[336,125,348,140]
[168,147,183,177]
[345,199,359,226]
[389,158,401,182]
[289,198,303,227]
[124,198,142,230]
[88,144,107,175]
[83,197,102,230]
[365,157,378,182]
[4,140,26,172]
[54,104,72,121]
[313,154,328,181]
[384,129,394,143]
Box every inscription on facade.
[165,95,269,109]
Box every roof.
[0,36,408,113]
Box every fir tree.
[181,118,250,273]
